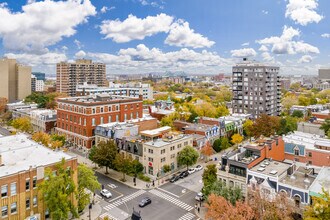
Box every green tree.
[220,137,231,150]
[320,119,330,135]
[38,158,78,219]
[291,110,304,118]
[163,164,171,174]
[212,139,222,152]
[277,116,298,135]
[51,134,66,146]
[243,119,253,138]
[305,188,330,220]
[77,164,101,213]
[131,159,144,177]
[160,112,180,127]
[202,164,217,188]
[203,180,243,205]
[298,96,310,106]
[216,105,230,117]
[92,141,118,174]
[177,146,199,170]
[114,154,133,181]
[11,117,32,133]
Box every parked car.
[100,189,112,198]
[195,192,204,201]
[139,197,152,207]
[188,168,196,174]
[170,175,180,183]
[179,171,189,178]
[195,165,203,171]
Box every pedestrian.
[152,180,155,187]
[197,207,200,213]
[195,204,197,210]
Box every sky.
[0,0,330,76]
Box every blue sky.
[0,0,330,75]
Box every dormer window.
[293,146,299,156]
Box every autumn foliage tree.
[251,114,281,138]
[200,141,213,161]
[231,133,243,149]
[205,194,255,220]
[11,117,32,133]
[304,189,330,220]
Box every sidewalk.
[78,201,102,220]
[194,203,207,220]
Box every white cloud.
[230,48,257,58]
[100,6,115,13]
[0,0,96,53]
[258,45,268,52]
[4,51,67,66]
[261,52,274,62]
[321,33,330,38]
[74,39,83,49]
[85,44,232,74]
[241,42,250,47]
[75,50,86,58]
[285,0,323,26]
[100,13,173,43]
[61,46,68,51]
[138,0,165,9]
[298,55,313,63]
[262,10,268,15]
[257,26,319,55]
[165,20,215,48]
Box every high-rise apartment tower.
[56,59,106,96]
[232,60,281,118]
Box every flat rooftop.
[283,131,330,151]
[144,134,192,148]
[58,94,140,104]
[250,159,290,176]
[280,166,316,190]
[140,126,171,137]
[0,134,75,177]
[309,166,330,195]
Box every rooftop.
[144,133,192,148]
[140,126,171,137]
[250,159,290,176]
[0,134,75,177]
[283,131,330,151]
[57,94,140,104]
[97,114,156,129]
[280,166,316,190]
[309,166,330,196]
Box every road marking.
[157,187,180,198]
[99,212,118,220]
[178,212,196,220]
[108,183,117,189]
[103,190,146,211]
[108,194,123,203]
[149,189,193,211]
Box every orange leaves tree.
[205,194,255,220]
[200,141,213,161]
[251,114,281,138]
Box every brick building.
[56,94,143,148]
[0,134,77,220]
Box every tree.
[77,164,101,213]
[220,137,231,150]
[277,116,298,135]
[131,159,144,177]
[320,119,330,135]
[251,114,281,137]
[114,154,133,182]
[231,133,243,149]
[243,119,253,139]
[291,110,304,118]
[11,117,32,133]
[38,158,78,219]
[206,194,255,220]
[304,188,330,220]
[212,139,222,152]
[200,141,213,161]
[203,180,243,205]
[177,146,199,170]
[92,141,118,174]
[281,95,298,112]
[51,134,66,146]
[216,105,230,117]
[202,164,217,188]
[160,112,180,127]
[298,95,310,106]
[163,164,171,174]
[290,82,301,91]
[194,102,218,118]
[32,131,50,146]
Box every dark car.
[179,171,189,178]
[170,175,180,183]
[139,197,152,207]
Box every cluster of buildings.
[31,73,46,92]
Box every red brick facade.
[56,95,143,148]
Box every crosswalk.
[99,212,118,220]
[103,189,146,211]
[178,212,196,220]
[149,189,193,211]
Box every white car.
[195,164,203,171]
[100,189,112,198]
[188,168,196,174]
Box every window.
[136,112,139,118]
[148,157,153,162]
[92,108,95,114]
[1,206,8,217]
[161,157,166,163]
[100,117,104,124]
[116,105,119,111]
[84,118,86,126]
[92,118,95,126]
[170,146,175,151]
[308,152,312,157]
[125,105,128,110]
[294,148,299,156]
[45,209,50,219]
[108,106,112,112]
[116,115,119,122]
[10,183,16,196]
[33,177,37,188]
[11,202,17,214]
[148,149,153,154]
[130,112,133,119]
[148,167,153,175]
[33,196,37,206]
[161,149,165,154]
[124,113,127,121]
[177,144,182,149]
[101,107,104,113]
[184,141,188,146]
[26,198,30,209]
[294,158,299,162]
[1,185,8,197]
[171,154,175,159]
[26,179,30,191]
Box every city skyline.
[0,0,330,75]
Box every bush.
[137,173,151,182]
[212,139,222,152]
